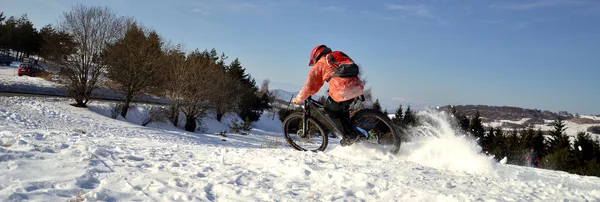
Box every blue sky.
[3,0,600,114]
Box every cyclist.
[292,45,365,146]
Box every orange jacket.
[294,56,364,104]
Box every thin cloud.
[185,1,259,15]
[319,6,346,12]
[385,4,447,25]
[481,19,507,24]
[228,2,257,11]
[392,97,407,102]
[513,18,545,29]
[360,11,398,20]
[386,4,437,19]
[491,0,590,11]
[192,8,212,16]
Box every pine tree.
[468,111,485,141]
[541,147,576,171]
[402,105,417,127]
[481,126,496,153]
[392,104,404,128]
[450,106,470,133]
[491,127,506,161]
[519,126,536,151]
[227,58,256,89]
[226,58,262,122]
[543,118,576,171]
[532,128,546,157]
[573,132,598,171]
[372,98,383,114]
[39,24,76,62]
[17,14,42,58]
[547,118,571,153]
[507,128,522,164]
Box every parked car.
[17,63,46,77]
[0,55,12,66]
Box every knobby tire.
[350,109,402,154]
[282,112,329,152]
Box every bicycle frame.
[300,95,371,138]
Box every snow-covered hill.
[484,117,600,140]
[1,96,599,201]
[0,63,165,103]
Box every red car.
[17,63,46,77]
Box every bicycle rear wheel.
[350,109,402,154]
[282,112,328,152]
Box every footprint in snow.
[33,133,45,140]
[42,148,56,153]
[443,182,456,188]
[126,155,145,161]
[118,155,144,162]
[75,173,100,189]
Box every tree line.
[447,106,600,177]
[0,6,273,132]
[371,101,600,177]
[0,12,42,59]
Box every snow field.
[1,96,600,201]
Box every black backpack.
[325,51,359,81]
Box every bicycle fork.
[302,112,308,137]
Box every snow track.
[1,96,600,201]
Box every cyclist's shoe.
[340,137,355,146]
[341,135,365,146]
[339,124,362,146]
[340,132,363,146]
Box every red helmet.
[309,45,332,66]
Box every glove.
[292,97,303,105]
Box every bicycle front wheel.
[350,109,402,154]
[282,112,328,152]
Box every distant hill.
[438,105,600,133]
[438,105,574,125]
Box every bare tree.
[179,50,227,132]
[257,79,275,113]
[213,73,239,122]
[103,22,165,117]
[162,45,188,126]
[160,46,238,129]
[49,4,130,107]
[258,79,275,101]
